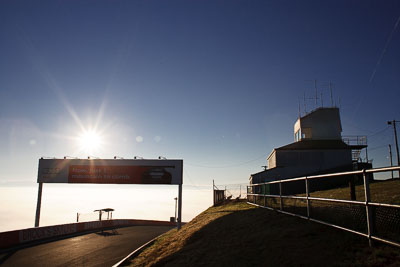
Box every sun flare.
[77,129,102,153]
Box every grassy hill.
[310,178,400,204]
[127,199,400,266]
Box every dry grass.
[282,179,400,204]
[309,179,400,204]
[128,201,253,267]
[254,179,400,212]
[128,199,400,267]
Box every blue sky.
[1,0,400,189]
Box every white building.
[250,107,369,186]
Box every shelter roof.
[94,208,114,212]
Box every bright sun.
[78,129,102,153]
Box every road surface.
[0,225,174,267]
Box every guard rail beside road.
[0,219,176,250]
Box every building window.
[295,129,301,142]
[302,128,312,139]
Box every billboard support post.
[34,182,43,227]
[177,183,182,230]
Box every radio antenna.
[314,79,318,108]
[298,98,301,117]
[320,92,323,107]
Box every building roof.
[275,139,352,150]
[250,163,354,182]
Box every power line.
[186,154,267,169]
[214,182,249,187]
[369,14,400,83]
[367,126,390,138]
[182,169,206,190]
[368,144,388,152]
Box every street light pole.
[388,120,400,178]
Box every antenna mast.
[320,92,323,107]
[298,98,301,117]
[314,79,318,108]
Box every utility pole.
[389,144,394,179]
[387,120,400,178]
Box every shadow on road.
[95,229,120,237]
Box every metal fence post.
[279,182,283,211]
[253,185,255,204]
[255,185,258,205]
[305,177,310,219]
[177,183,183,230]
[224,186,226,200]
[250,186,252,203]
[363,169,373,247]
[264,184,266,207]
[213,180,215,206]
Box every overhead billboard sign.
[37,158,183,185]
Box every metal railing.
[247,166,400,248]
[213,182,247,206]
[342,135,367,146]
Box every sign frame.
[34,158,183,230]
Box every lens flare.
[77,129,102,153]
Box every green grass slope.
[128,200,400,267]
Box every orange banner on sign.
[68,165,173,184]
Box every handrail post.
[279,181,283,211]
[257,184,259,205]
[251,185,255,203]
[254,185,256,204]
[363,169,373,247]
[264,184,266,207]
[305,177,310,219]
[213,180,215,206]
[177,183,183,230]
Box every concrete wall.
[267,150,276,169]
[251,149,352,184]
[276,149,352,169]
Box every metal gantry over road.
[35,158,184,230]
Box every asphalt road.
[0,225,174,267]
